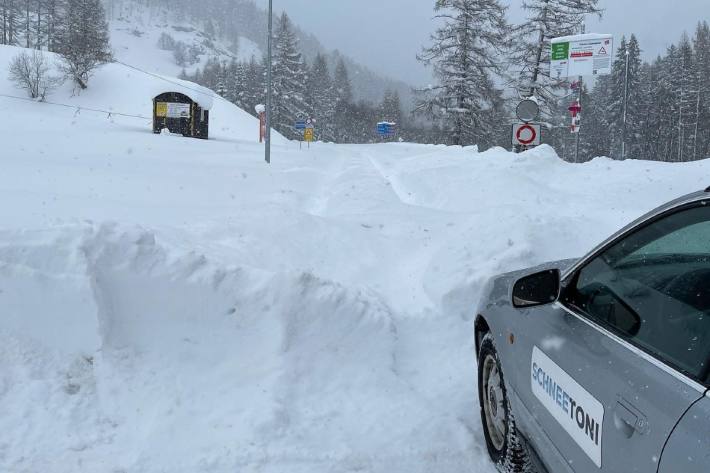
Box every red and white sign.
[569,101,582,133]
[569,101,582,117]
[512,123,541,146]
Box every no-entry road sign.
[512,123,541,146]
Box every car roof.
[619,188,708,236]
[653,189,709,213]
[562,188,709,279]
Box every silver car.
[475,187,710,473]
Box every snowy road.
[2,45,710,473]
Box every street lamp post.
[622,49,630,160]
[265,0,273,164]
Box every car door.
[513,202,710,473]
[658,394,710,472]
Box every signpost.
[255,104,266,143]
[512,123,541,147]
[569,101,582,134]
[377,122,397,139]
[156,102,191,118]
[304,127,314,144]
[513,98,540,152]
[516,99,540,123]
[551,32,613,163]
[295,118,316,148]
[550,33,614,79]
[265,0,273,163]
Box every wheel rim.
[482,354,507,451]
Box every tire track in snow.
[363,151,419,207]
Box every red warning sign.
[599,46,608,55]
[512,123,541,146]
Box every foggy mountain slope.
[106,0,261,78]
[105,0,415,110]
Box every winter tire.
[478,333,534,473]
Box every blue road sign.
[295,120,307,130]
[377,122,396,137]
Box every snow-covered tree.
[380,89,403,126]
[605,36,643,159]
[271,12,309,139]
[216,60,228,97]
[692,21,710,160]
[307,53,336,141]
[0,0,21,45]
[416,0,510,147]
[43,0,65,51]
[675,34,699,162]
[512,0,602,118]
[332,57,353,142]
[244,55,263,113]
[55,0,111,89]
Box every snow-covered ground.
[1,44,709,473]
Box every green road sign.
[551,42,569,61]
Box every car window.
[564,205,710,383]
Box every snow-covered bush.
[8,51,64,101]
[158,32,176,51]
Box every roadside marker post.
[265,0,273,163]
[551,30,614,163]
[513,98,540,153]
[304,127,314,147]
[295,119,306,149]
[255,104,266,143]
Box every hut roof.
[150,76,216,111]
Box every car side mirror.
[512,269,561,308]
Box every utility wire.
[0,92,151,120]
[114,60,229,105]
[0,58,231,121]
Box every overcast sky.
[255,0,708,86]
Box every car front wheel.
[478,333,534,472]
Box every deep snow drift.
[1,44,710,473]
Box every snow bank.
[0,224,480,473]
[0,44,279,143]
[2,43,710,473]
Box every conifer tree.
[675,34,698,162]
[607,37,644,158]
[332,57,353,142]
[416,0,509,147]
[271,12,310,139]
[244,55,263,113]
[56,0,111,89]
[307,53,336,141]
[1,0,21,45]
[512,0,602,118]
[692,21,710,159]
[380,89,403,126]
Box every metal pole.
[575,76,582,163]
[622,49,630,160]
[265,0,273,164]
[574,23,585,164]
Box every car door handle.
[615,397,649,437]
